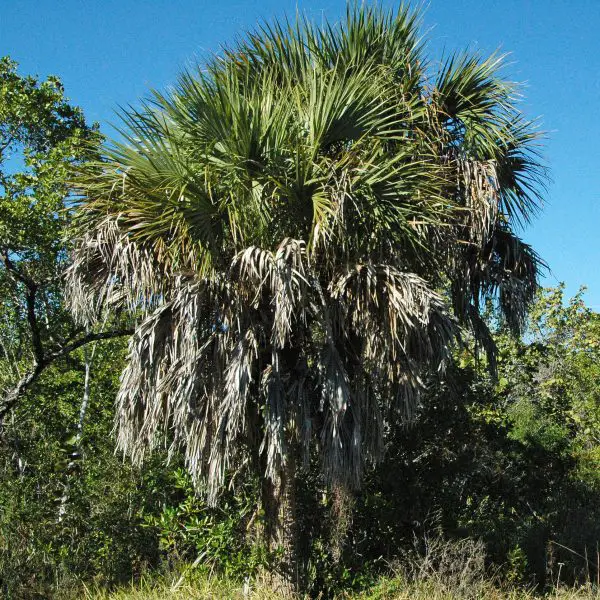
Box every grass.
[69,534,600,600]
[81,576,600,600]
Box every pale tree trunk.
[58,342,96,522]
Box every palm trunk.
[262,448,299,596]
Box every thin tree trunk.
[76,345,94,441]
[58,342,96,522]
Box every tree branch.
[0,249,36,289]
[47,329,134,363]
[26,285,44,363]
[0,134,15,161]
[0,328,134,425]
[1,249,45,364]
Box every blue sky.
[2,1,599,305]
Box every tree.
[0,57,132,422]
[68,6,545,592]
[505,285,600,451]
[497,286,600,582]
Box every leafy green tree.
[68,6,545,591]
[0,56,151,599]
[505,285,600,452]
[496,286,600,581]
[0,56,131,421]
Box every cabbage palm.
[68,5,545,591]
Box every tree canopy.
[0,57,135,422]
[69,6,545,508]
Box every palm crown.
[68,5,545,503]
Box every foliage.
[0,10,598,600]
[0,55,93,375]
[141,468,268,579]
[0,56,131,423]
[0,55,263,600]
[0,58,149,598]
[343,287,600,589]
[0,339,153,598]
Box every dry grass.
[81,577,600,600]
[83,576,281,600]
[81,534,600,600]
[351,578,600,600]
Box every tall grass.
[83,577,600,600]
[71,532,600,600]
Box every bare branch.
[47,329,134,363]
[0,328,133,424]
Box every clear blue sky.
[2,1,599,305]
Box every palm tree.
[67,5,545,592]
